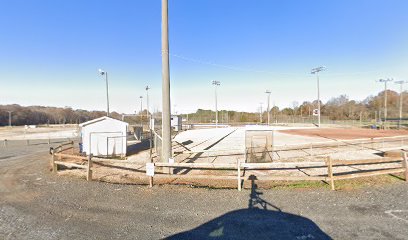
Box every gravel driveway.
[1,141,408,239]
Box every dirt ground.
[2,140,408,239]
[280,127,408,140]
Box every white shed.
[171,115,182,131]
[79,116,128,157]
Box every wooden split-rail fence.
[50,141,408,191]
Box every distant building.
[79,116,128,157]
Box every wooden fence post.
[51,149,57,173]
[402,152,408,182]
[87,154,93,181]
[149,175,153,188]
[327,156,335,190]
[149,129,153,161]
[237,159,242,191]
[71,141,74,154]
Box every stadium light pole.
[311,66,326,127]
[378,78,393,128]
[140,96,143,127]
[7,111,13,127]
[145,86,150,120]
[212,80,221,128]
[161,0,172,163]
[265,90,271,125]
[98,69,110,116]
[395,80,407,129]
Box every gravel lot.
[1,141,408,239]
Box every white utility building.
[171,115,182,131]
[79,116,128,157]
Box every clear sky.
[1,0,408,113]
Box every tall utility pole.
[311,66,326,127]
[212,80,220,128]
[378,78,393,128]
[7,111,13,127]
[265,90,271,125]
[145,86,150,120]
[161,0,172,163]
[140,96,143,126]
[98,69,110,116]
[395,80,407,129]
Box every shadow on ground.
[166,175,331,240]
[127,139,151,155]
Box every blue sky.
[1,0,408,113]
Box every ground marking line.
[385,210,408,224]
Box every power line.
[170,53,387,77]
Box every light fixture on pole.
[311,66,326,127]
[265,90,271,125]
[7,111,13,127]
[212,80,221,128]
[377,78,393,128]
[395,80,407,129]
[98,69,110,116]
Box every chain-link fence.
[245,130,274,163]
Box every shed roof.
[79,116,129,127]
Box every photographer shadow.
[167,175,331,240]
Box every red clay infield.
[279,128,408,140]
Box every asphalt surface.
[1,140,408,239]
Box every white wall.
[81,118,128,157]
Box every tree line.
[0,105,121,126]
[1,90,406,126]
[183,90,408,123]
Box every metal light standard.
[311,66,326,127]
[212,80,221,128]
[378,78,393,128]
[145,86,150,120]
[98,69,110,116]
[7,111,13,127]
[140,96,143,127]
[265,90,271,125]
[395,80,407,129]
